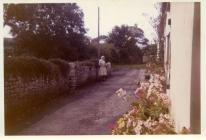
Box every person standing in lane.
[98,56,107,81]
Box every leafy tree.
[143,2,169,63]
[108,25,148,48]
[142,44,157,56]
[108,25,147,64]
[4,3,87,60]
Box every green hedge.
[50,58,70,77]
[4,56,60,80]
[76,59,96,67]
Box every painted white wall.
[169,3,194,132]
[164,11,171,81]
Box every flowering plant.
[112,63,189,135]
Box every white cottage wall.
[170,3,195,132]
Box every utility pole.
[97,7,100,59]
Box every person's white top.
[98,58,107,76]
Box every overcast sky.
[3,0,159,43]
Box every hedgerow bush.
[4,56,60,80]
[78,59,96,67]
[50,58,70,77]
[4,56,72,134]
[91,43,121,64]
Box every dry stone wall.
[5,60,101,132]
[5,61,99,104]
[5,60,112,115]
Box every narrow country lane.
[19,68,145,135]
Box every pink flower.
[134,125,142,134]
[126,118,132,128]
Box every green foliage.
[142,44,157,56]
[77,60,96,67]
[89,42,120,64]
[99,43,113,61]
[4,3,87,60]
[4,56,60,80]
[3,4,152,65]
[146,100,169,120]
[99,43,120,63]
[131,90,169,120]
[107,25,145,64]
[50,58,70,77]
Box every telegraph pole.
[97,7,100,59]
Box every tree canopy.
[108,25,148,48]
[107,25,147,64]
[4,3,87,60]
[4,4,149,64]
